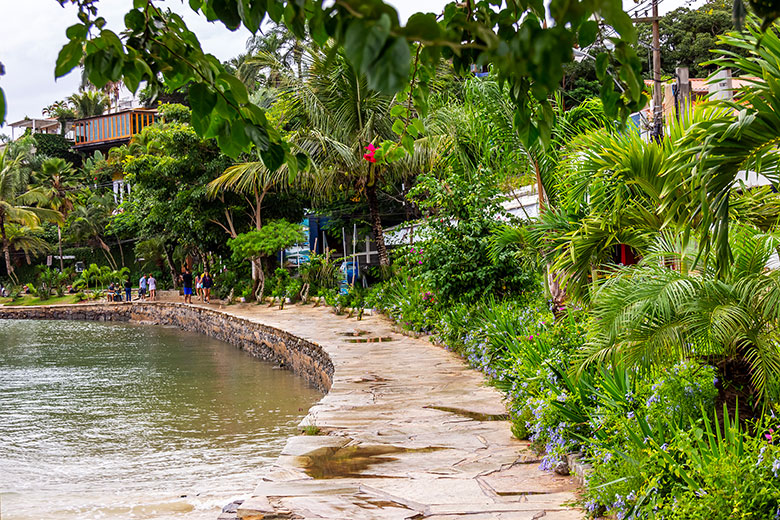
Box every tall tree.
[39,158,79,271]
[0,149,61,281]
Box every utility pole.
[633,0,663,141]
[651,0,663,140]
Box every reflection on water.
[0,319,321,520]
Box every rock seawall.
[0,303,333,392]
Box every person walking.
[180,266,193,304]
[148,273,157,301]
[195,273,203,301]
[201,271,213,304]
[124,279,132,302]
[139,274,147,300]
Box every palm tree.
[5,224,51,265]
[283,47,423,267]
[0,149,62,282]
[66,192,117,269]
[672,21,780,277]
[39,158,78,271]
[470,84,611,310]
[584,225,780,410]
[67,90,109,118]
[207,160,293,296]
[240,25,306,89]
[531,102,779,304]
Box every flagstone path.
[202,302,582,520]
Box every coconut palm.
[39,158,79,271]
[286,46,450,267]
[0,149,62,282]
[67,90,109,118]
[66,191,117,269]
[5,224,51,265]
[584,225,780,410]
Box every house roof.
[8,118,59,130]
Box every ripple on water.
[0,319,321,520]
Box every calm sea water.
[0,319,321,520]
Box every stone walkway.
[191,301,581,520]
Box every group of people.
[106,280,134,302]
[100,269,213,304]
[137,274,157,301]
[179,267,213,304]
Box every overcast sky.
[0,0,700,139]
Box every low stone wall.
[0,302,333,392]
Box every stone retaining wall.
[0,303,333,392]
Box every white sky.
[0,0,698,138]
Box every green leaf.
[267,0,283,22]
[0,87,5,126]
[245,123,270,151]
[411,118,425,136]
[218,72,249,104]
[598,0,636,40]
[345,15,391,75]
[55,39,83,78]
[189,0,204,10]
[390,105,406,117]
[401,133,415,155]
[188,83,217,121]
[65,23,88,40]
[392,119,405,135]
[295,152,308,172]
[595,52,609,81]
[211,0,242,30]
[238,0,266,33]
[365,36,411,94]
[578,20,599,48]
[261,143,285,171]
[405,13,440,41]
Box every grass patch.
[1,294,82,306]
[301,424,321,436]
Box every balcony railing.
[73,109,156,148]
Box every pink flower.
[418,260,423,264]
[766,433,773,441]
[363,143,377,163]
[529,335,534,340]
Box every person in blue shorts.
[180,266,193,304]
[138,274,147,300]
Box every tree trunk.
[163,245,179,289]
[547,264,567,320]
[117,236,125,267]
[0,216,14,283]
[98,238,117,270]
[57,225,64,272]
[253,257,265,301]
[365,183,389,267]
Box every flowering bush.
[582,408,780,520]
